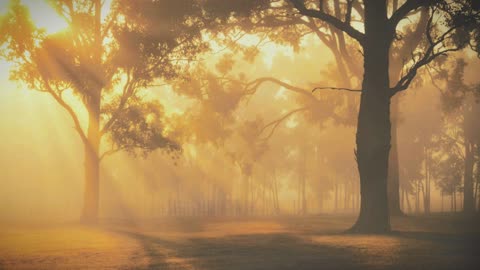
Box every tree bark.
[81,94,101,223]
[349,0,391,234]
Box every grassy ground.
[1,214,479,270]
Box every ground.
[1,214,479,270]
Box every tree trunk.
[386,9,427,218]
[463,139,475,214]
[405,189,412,214]
[335,182,339,212]
[349,0,391,234]
[81,95,101,224]
[81,0,102,224]
[388,97,403,216]
[424,147,431,215]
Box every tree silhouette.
[281,0,480,233]
[432,58,480,213]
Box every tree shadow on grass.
[114,226,480,270]
[115,230,364,270]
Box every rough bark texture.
[349,0,391,234]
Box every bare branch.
[246,77,318,102]
[312,86,361,93]
[288,0,365,44]
[390,10,464,96]
[42,81,88,145]
[345,0,354,25]
[259,107,311,141]
[389,0,436,31]
[99,145,123,161]
[100,71,135,136]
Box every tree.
[280,0,480,233]
[0,0,206,222]
[202,1,475,220]
[432,58,480,214]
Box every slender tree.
[0,0,206,222]
[432,59,480,214]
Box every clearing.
[1,214,479,269]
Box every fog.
[0,1,479,269]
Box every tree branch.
[389,0,436,31]
[42,81,88,145]
[312,86,361,93]
[390,11,464,96]
[288,0,365,44]
[246,77,318,102]
[100,71,135,136]
[259,106,311,141]
[99,145,123,161]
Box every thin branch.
[389,0,436,31]
[100,71,134,136]
[390,10,464,96]
[246,77,318,102]
[345,0,354,25]
[312,86,361,93]
[259,107,311,141]
[99,145,123,161]
[42,80,88,145]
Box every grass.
[0,214,479,269]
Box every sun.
[26,1,68,34]
[0,1,67,34]
[2,0,69,34]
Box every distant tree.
[203,1,436,217]
[0,0,206,222]
[432,151,464,212]
[431,59,480,214]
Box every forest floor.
[1,214,479,270]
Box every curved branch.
[100,71,135,136]
[390,12,465,96]
[43,81,88,145]
[99,146,123,161]
[246,77,318,102]
[288,0,365,44]
[389,0,435,31]
[259,106,311,141]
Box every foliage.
[0,0,210,159]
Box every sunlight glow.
[23,1,68,34]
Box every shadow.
[114,229,362,270]
[110,223,480,270]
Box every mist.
[1,1,479,269]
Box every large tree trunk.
[349,0,391,234]
[81,95,101,223]
[81,0,103,224]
